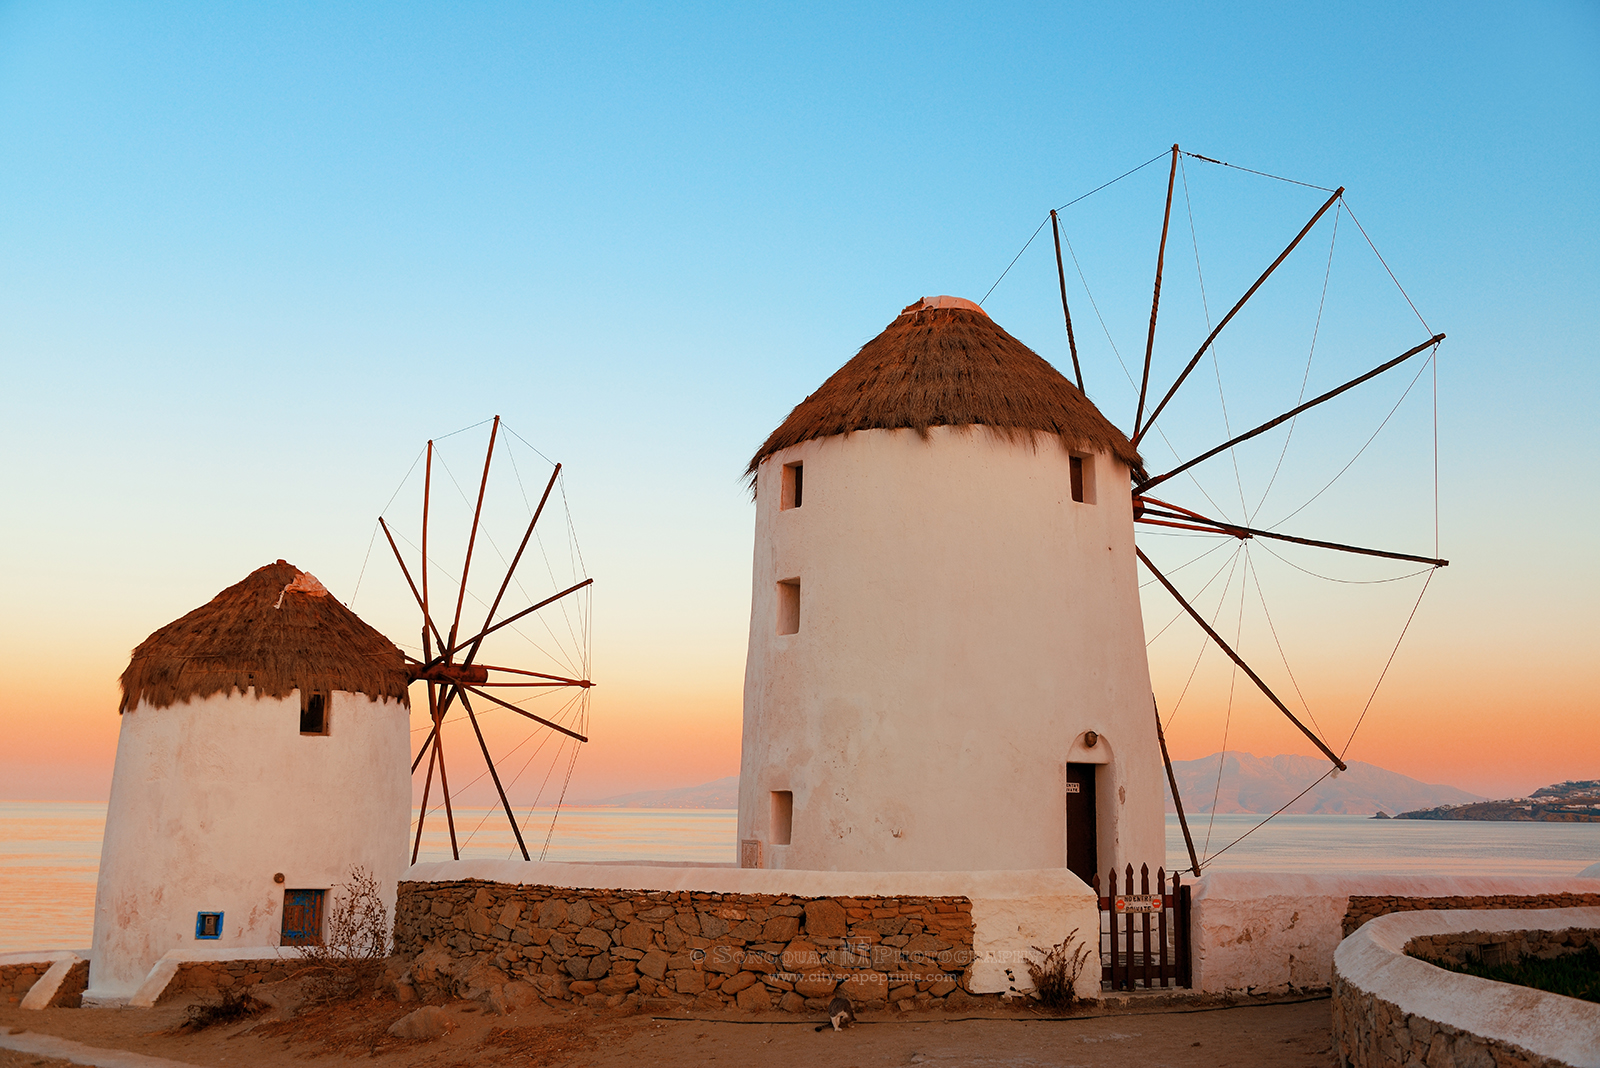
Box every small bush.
[181,986,266,1031]
[1433,945,1600,1004]
[297,865,391,1004]
[1025,928,1093,1011]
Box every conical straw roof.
[748,296,1139,477]
[119,560,410,712]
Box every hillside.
[1396,779,1600,822]
[1164,752,1482,816]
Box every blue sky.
[2,1,1595,801]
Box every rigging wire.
[1182,152,1337,193]
[1161,544,1247,733]
[979,149,1170,306]
[1201,766,1339,866]
[1339,199,1432,334]
[1253,539,1436,584]
[1250,204,1340,525]
[1177,155,1250,521]
[1247,552,1328,742]
[1340,569,1437,759]
[1261,349,1436,532]
[1202,543,1252,856]
[348,521,381,608]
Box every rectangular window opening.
[195,911,223,940]
[300,691,330,735]
[1069,454,1096,504]
[781,462,804,509]
[770,790,793,846]
[280,888,326,946]
[776,579,800,635]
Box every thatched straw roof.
[748,296,1139,477]
[119,560,410,713]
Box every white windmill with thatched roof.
[738,296,1164,881]
[85,560,413,1003]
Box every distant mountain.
[1165,752,1483,816]
[580,775,738,809]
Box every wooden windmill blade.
[381,416,594,866]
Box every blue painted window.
[280,889,325,946]
[195,912,223,939]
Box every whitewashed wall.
[86,689,410,1000]
[1191,871,1600,995]
[739,426,1164,876]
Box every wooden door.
[1066,763,1098,886]
[280,888,325,945]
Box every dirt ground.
[1,990,1336,1068]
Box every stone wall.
[1330,970,1560,1068]
[1343,892,1600,937]
[156,958,304,1003]
[1331,907,1600,1068]
[393,879,977,1013]
[1402,925,1600,969]
[1,963,49,1005]
[1,960,86,1009]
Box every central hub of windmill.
[410,662,490,686]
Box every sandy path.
[2,994,1336,1068]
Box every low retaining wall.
[1331,907,1600,1068]
[1405,923,1600,970]
[0,953,88,1009]
[397,861,1098,1012]
[1191,873,1599,996]
[1344,893,1600,937]
[156,957,303,1003]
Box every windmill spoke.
[458,689,532,861]
[1049,210,1084,392]
[379,518,448,652]
[1137,546,1346,770]
[1135,144,1180,438]
[449,415,501,651]
[434,707,460,861]
[1136,334,1445,495]
[473,664,592,687]
[1134,187,1344,448]
[465,685,589,743]
[411,685,440,865]
[411,723,437,773]
[422,441,434,648]
[1154,696,1201,876]
[1135,496,1448,567]
[449,579,594,656]
[462,462,563,669]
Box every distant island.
[1394,779,1600,822]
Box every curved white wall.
[86,689,410,999]
[739,426,1163,876]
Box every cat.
[813,995,856,1032]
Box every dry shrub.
[1026,928,1092,1011]
[297,866,390,1003]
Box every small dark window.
[1068,453,1096,504]
[195,911,223,939]
[280,889,326,946]
[777,579,800,635]
[782,462,804,509]
[771,791,793,845]
[300,691,329,735]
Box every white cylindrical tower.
[85,560,412,1002]
[737,297,1164,882]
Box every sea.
[3,800,1597,955]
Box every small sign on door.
[1065,783,1080,794]
[1115,894,1159,913]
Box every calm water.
[3,802,1597,954]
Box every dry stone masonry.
[159,958,302,1003]
[1341,893,1600,938]
[2,961,86,1008]
[392,879,976,1013]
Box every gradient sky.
[2,1,1595,807]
